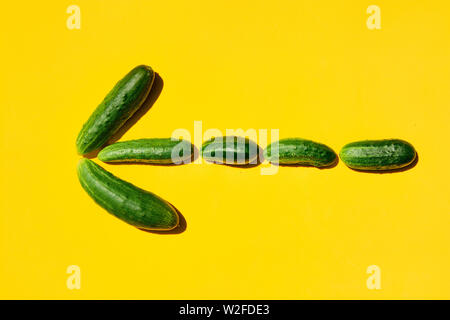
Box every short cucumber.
[98,138,194,164]
[77,159,179,230]
[264,138,337,167]
[202,136,259,165]
[76,65,155,155]
[339,139,416,171]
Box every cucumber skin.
[339,139,416,171]
[77,159,179,230]
[76,65,155,155]
[98,138,194,164]
[201,136,259,165]
[264,138,337,167]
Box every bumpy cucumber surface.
[339,139,416,171]
[98,138,194,164]
[202,136,259,165]
[77,159,179,230]
[76,65,155,155]
[264,138,337,167]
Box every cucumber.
[98,138,194,164]
[77,159,179,230]
[339,139,416,171]
[201,136,259,165]
[264,138,337,167]
[76,65,155,155]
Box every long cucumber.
[98,138,194,164]
[77,159,179,230]
[76,65,155,155]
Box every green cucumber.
[77,159,179,230]
[76,65,155,155]
[264,138,337,167]
[339,139,416,171]
[98,138,194,164]
[201,136,259,165]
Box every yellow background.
[1,1,449,299]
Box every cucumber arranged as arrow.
[75,64,418,233]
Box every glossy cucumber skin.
[98,138,194,164]
[76,65,155,155]
[264,138,337,167]
[201,136,259,165]
[77,159,179,230]
[339,139,416,171]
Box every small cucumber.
[264,138,337,167]
[77,159,179,230]
[202,136,259,165]
[339,139,416,171]
[76,65,155,155]
[98,138,194,164]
